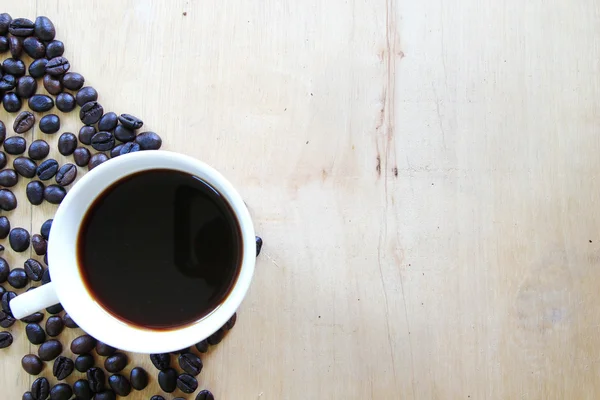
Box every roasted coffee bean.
[1,290,15,312]
[45,316,63,337]
[41,268,51,284]
[45,40,63,59]
[0,74,16,91]
[10,18,34,36]
[23,391,34,400]
[196,390,215,400]
[3,92,22,112]
[0,310,16,327]
[150,396,166,400]
[31,377,50,399]
[26,323,46,344]
[22,354,43,374]
[119,141,140,155]
[104,352,128,373]
[9,228,30,252]
[49,383,72,400]
[0,153,6,171]
[45,56,70,76]
[16,76,37,98]
[14,111,35,133]
[32,234,47,255]
[0,189,17,210]
[44,185,66,204]
[256,236,263,256]
[177,373,198,394]
[29,140,50,160]
[3,58,26,76]
[88,153,108,170]
[98,112,117,131]
[41,219,52,240]
[15,157,38,178]
[7,267,28,288]
[9,35,23,57]
[150,353,171,370]
[0,330,12,348]
[38,339,62,361]
[225,312,237,330]
[23,36,45,59]
[0,122,5,146]
[113,125,135,142]
[43,74,62,95]
[46,303,63,314]
[34,16,55,41]
[207,328,225,345]
[29,95,54,112]
[87,367,106,393]
[110,144,124,158]
[25,259,44,281]
[179,353,203,376]
[0,169,18,187]
[55,92,75,112]
[62,72,84,90]
[55,163,77,186]
[71,334,97,354]
[80,101,103,125]
[0,35,7,53]
[4,136,26,155]
[73,379,92,400]
[29,59,47,78]
[129,367,148,391]
[21,312,44,323]
[118,114,143,130]
[74,354,94,373]
[72,147,90,167]
[53,356,75,380]
[91,131,115,151]
[0,258,7,283]
[108,374,131,397]
[195,340,209,353]
[96,341,116,356]
[78,125,95,145]
[0,13,11,35]
[76,86,98,106]
[39,114,60,134]
[37,159,59,180]
[94,391,116,400]
[158,368,177,393]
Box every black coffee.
[78,169,242,329]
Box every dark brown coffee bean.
[55,92,75,112]
[41,219,52,240]
[104,352,128,373]
[158,368,177,393]
[0,189,17,210]
[256,236,263,256]
[32,234,47,255]
[0,13,11,35]
[43,74,62,95]
[71,334,97,354]
[80,101,103,125]
[45,316,63,337]
[55,163,77,186]
[23,36,45,59]
[8,267,28,288]
[88,153,108,170]
[0,154,5,171]
[207,328,226,345]
[177,373,198,394]
[119,141,140,155]
[0,258,8,282]
[62,72,84,90]
[129,367,148,391]
[96,341,116,356]
[14,111,35,133]
[28,140,50,160]
[3,57,25,76]
[0,309,16,327]
[46,303,63,314]
[110,144,124,158]
[108,374,131,396]
[0,122,5,145]
[9,35,22,57]
[44,184,66,204]
[16,76,38,98]
[21,312,44,323]
[49,383,72,400]
[94,391,115,400]
[28,94,54,112]
[195,340,209,353]
[75,354,94,372]
[22,354,43,375]
[118,114,143,130]
[9,227,30,252]
[39,114,60,134]
[23,391,34,400]
[150,353,171,370]
[0,169,18,187]
[53,356,74,380]
[0,330,13,348]
[178,353,203,376]
[15,157,38,178]
[73,379,92,400]
[25,259,44,281]
[38,339,62,361]
[45,56,70,76]
[37,159,58,180]
[45,40,63,58]
[34,16,55,41]
[29,59,47,78]
[196,390,215,400]
[1,290,15,312]
[9,18,34,36]
[0,74,16,91]
[87,367,106,393]
[91,131,114,151]
[4,136,26,155]
[73,147,90,167]
[32,376,50,399]
[3,92,22,112]
[78,125,95,145]
[26,323,46,344]
[98,112,118,131]
[76,86,98,106]
[56,133,77,157]
[113,124,135,142]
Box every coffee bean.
[0,36,7,53]
[129,367,148,390]
[9,35,23,57]
[16,76,38,98]
[4,136,26,155]
[49,383,72,400]
[0,153,6,170]
[21,354,43,375]
[28,95,54,112]
[158,368,177,393]
[53,356,75,380]
[0,122,6,145]
[91,131,115,151]
[207,328,225,345]
[45,56,70,76]
[71,334,97,354]
[74,354,94,373]
[15,157,38,178]
[32,234,47,255]
[24,391,36,400]
[0,310,16,327]
[26,323,46,344]
[0,258,7,283]
[41,219,52,240]
[62,72,84,90]
[76,86,98,106]
[55,92,75,112]
[0,330,12,348]
[177,373,198,394]
[118,114,143,130]
[256,236,263,256]
[78,125,95,145]
[29,59,47,78]
[94,391,116,400]
[73,147,91,166]
[0,74,16,91]
[45,40,64,59]
[0,13,11,35]
[25,259,44,281]
[87,367,106,393]
[14,111,35,134]
[179,353,203,376]
[113,124,135,142]
[37,159,59,180]
[96,341,116,356]
[0,189,17,210]
[43,74,62,95]
[150,396,166,400]
[55,163,77,186]
[88,153,108,170]
[7,267,28,288]
[28,140,50,160]
[21,312,44,323]
[39,114,60,134]
[196,390,215,400]
[9,18,34,36]
[44,316,63,337]
[3,92,22,112]
[119,141,140,155]
[38,339,62,361]
[23,36,45,59]
[46,303,63,314]
[110,144,124,158]
[41,268,51,284]
[1,290,15,312]
[44,184,66,204]
[0,169,18,187]
[34,16,55,41]
[98,112,118,131]
[104,352,128,373]
[80,101,103,125]
[150,353,171,370]
[73,379,92,400]
[108,374,131,396]
[31,376,50,399]
[3,58,26,76]
[195,340,209,353]
[10,228,30,252]
[55,134,77,157]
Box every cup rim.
[48,151,255,353]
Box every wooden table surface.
[2,0,599,399]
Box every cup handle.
[10,283,60,320]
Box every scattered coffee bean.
[98,112,118,131]
[23,36,45,59]
[38,339,62,361]
[0,330,12,348]
[150,353,171,370]
[73,379,92,400]
[32,234,47,255]
[16,76,37,98]
[118,114,143,130]
[0,74,16,91]
[24,391,35,400]
[41,268,51,284]
[43,74,62,95]
[76,86,98,106]
[4,136,26,155]
[25,259,44,281]
[87,367,106,393]
[62,72,84,90]
[28,94,54,112]
[46,303,63,314]
[196,390,215,400]
[22,354,44,375]
[256,236,263,256]
[129,367,148,391]
[71,334,97,354]
[108,374,131,397]
[31,377,50,399]
[28,140,50,160]
[37,159,59,180]
[75,354,94,372]
[26,323,46,345]
[7,267,28,288]
[80,101,104,125]
[14,111,35,134]
[1,291,15,313]
[158,368,177,393]
[3,92,22,112]
[9,18,34,36]
[179,353,203,376]
[88,153,108,170]
[53,356,75,380]
[0,259,7,283]
[105,352,128,373]
[14,157,37,178]
[94,391,116,400]
[55,92,75,112]
[45,316,64,337]
[207,328,225,345]
[3,58,26,76]
[177,373,199,394]
[119,141,140,155]
[21,312,44,323]
[78,125,95,145]
[49,383,72,400]
[113,124,135,142]
[96,341,116,356]
[9,227,30,252]
[110,144,124,158]
[195,340,209,353]
[44,184,67,204]
[45,40,64,59]
[0,189,17,210]
[56,133,77,156]
[9,35,23,57]
[34,15,55,40]
[45,56,70,76]
[27,181,45,205]
[0,13,11,35]
[0,152,6,169]
[41,219,52,239]
[73,147,91,167]
[55,163,77,186]
[91,131,115,151]
[29,59,47,78]
[0,169,18,187]
[39,114,60,134]
[0,310,16,327]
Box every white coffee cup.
[10,151,256,353]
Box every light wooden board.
[2,0,600,398]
